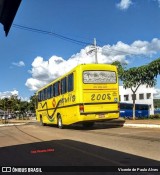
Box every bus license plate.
[99,114,105,118]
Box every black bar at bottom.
[1,166,160,173]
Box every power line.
[13,24,146,57]
[13,24,92,46]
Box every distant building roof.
[0,0,21,36]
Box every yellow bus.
[36,64,119,128]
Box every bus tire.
[82,122,94,128]
[57,114,63,129]
[40,116,45,126]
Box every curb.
[123,123,160,129]
[96,122,160,129]
[0,123,27,127]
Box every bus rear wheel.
[57,114,63,129]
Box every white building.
[119,85,158,115]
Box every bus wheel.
[82,122,94,128]
[40,116,45,126]
[57,114,63,129]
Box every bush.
[149,114,160,119]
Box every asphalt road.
[0,122,160,175]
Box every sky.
[0,0,160,100]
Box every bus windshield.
[83,70,116,84]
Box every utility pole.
[94,38,98,64]
[87,38,98,64]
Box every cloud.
[12,61,25,67]
[102,38,160,57]
[158,0,160,7]
[0,90,29,101]
[25,38,160,91]
[0,90,19,99]
[116,0,133,10]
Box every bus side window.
[61,77,67,94]
[38,92,41,102]
[68,73,73,92]
[43,89,47,100]
[52,84,55,97]
[50,85,52,98]
[47,85,52,99]
[41,90,44,101]
[51,84,54,97]
[47,86,50,99]
[54,82,60,97]
[58,81,61,95]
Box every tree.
[10,95,21,112]
[19,101,29,113]
[121,58,160,119]
[111,61,126,80]
[154,99,160,109]
[28,94,37,112]
[0,94,37,117]
[112,58,160,119]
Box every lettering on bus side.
[91,93,111,101]
[59,94,76,105]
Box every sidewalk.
[108,118,160,129]
[0,118,36,127]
